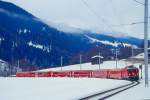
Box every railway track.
[79,81,140,100]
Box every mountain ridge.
[0,1,143,71]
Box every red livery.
[71,70,92,78]
[16,65,139,81]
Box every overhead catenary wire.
[133,0,144,5]
[111,21,144,27]
[80,0,114,32]
[107,0,130,34]
[80,0,146,33]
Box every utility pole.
[17,60,19,67]
[132,46,134,57]
[61,56,63,71]
[115,48,118,69]
[144,0,149,87]
[11,41,15,75]
[80,55,82,70]
[17,60,19,72]
[98,52,101,70]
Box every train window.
[127,68,139,77]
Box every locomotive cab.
[125,65,139,81]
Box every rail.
[79,81,140,100]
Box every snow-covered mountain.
[45,20,143,48]
[0,1,144,70]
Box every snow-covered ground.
[40,60,132,72]
[0,77,130,100]
[108,67,150,100]
[0,59,150,100]
[108,79,150,100]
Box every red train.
[16,65,139,81]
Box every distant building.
[0,59,23,76]
[125,48,150,64]
[91,55,104,65]
[0,60,9,71]
[0,59,9,76]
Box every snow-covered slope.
[84,34,138,48]
[84,34,118,47]
[27,41,51,53]
[44,19,143,48]
[39,60,132,72]
[84,33,141,48]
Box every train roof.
[125,65,138,69]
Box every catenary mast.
[144,0,149,87]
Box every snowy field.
[0,59,150,100]
[40,60,132,72]
[0,77,130,100]
[109,79,150,100]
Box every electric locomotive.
[125,65,139,81]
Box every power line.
[108,0,130,33]
[111,17,150,27]
[111,21,144,27]
[80,0,145,32]
[131,21,144,24]
[133,0,144,5]
[80,0,114,32]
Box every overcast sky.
[3,0,149,39]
